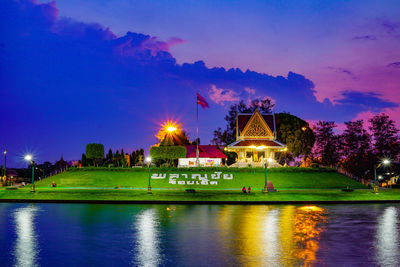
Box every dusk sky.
[1,0,400,167]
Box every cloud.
[208,85,240,105]
[1,0,399,165]
[244,87,256,95]
[387,62,400,68]
[353,35,377,41]
[327,66,356,78]
[335,91,398,112]
[379,19,400,34]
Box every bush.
[310,163,320,168]
[150,146,186,161]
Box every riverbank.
[1,188,400,204]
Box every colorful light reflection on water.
[0,203,399,266]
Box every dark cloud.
[335,91,398,112]
[387,62,400,68]
[377,18,400,34]
[352,35,377,41]
[327,67,356,79]
[0,0,397,165]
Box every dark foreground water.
[0,203,399,267]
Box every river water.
[0,203,399,266]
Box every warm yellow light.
[156,120,182,141]
[146,157,151,163]
[3,149,6,155]
[382,159,391,165]
[298,206,324,212]
[267,158,274,163]
[24,154,33,161]
[284,147,288,151]
[256,146,266,150]
[249,145,257,149]
[302,126,307,131]
[166,126,177,132]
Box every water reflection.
[293,206,326,266]
[376,206,399,266]
[215,205,326,266]
[134,209,161,267]
[13,205,39,267]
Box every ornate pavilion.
[225,109,286,167]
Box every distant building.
[178,145,227,167]
[225,109,286,167]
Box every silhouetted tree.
[341,120,371,157]
[369,113,400,159]
[312,121,340,166]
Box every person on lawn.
[247,186,251,194]
[242,186,247,194]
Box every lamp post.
[24,155,35,192]
[3,149,6,183]
[146,157,152,194]
[263,158,273,193]
[373,159,391,193]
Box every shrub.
[150,146,186,161]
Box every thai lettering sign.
[151,172,233,185]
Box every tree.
[85,143,105,166]
[338,120,374,179]
[369,113,400,159]
[312,121,340,166]
[341,120,371,157]
[212,98,274,164]
[106,148,113,162]
[55,156,68,169]
[275,113,315,158]
[150,146,186,166]
[80,153,87,167]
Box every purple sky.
[1,0,400,167]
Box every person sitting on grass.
[248,186,251,194]
[242,186,247,194]
[51,181,57,188]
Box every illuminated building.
[225,109,286,167]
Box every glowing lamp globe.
[24,154,33,161]
[382,159,391,165]
[166,126,177,133]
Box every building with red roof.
[178,145,227,167]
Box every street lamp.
[374,159,391,193]
[3,149,6,183]
[146,157,152,194]
[263,158,274,193]
[24,154,35,192]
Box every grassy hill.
[35,167,367,190]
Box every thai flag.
[197,93,209,108]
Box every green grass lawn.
[2,168,390,202]
[33,168,366,190]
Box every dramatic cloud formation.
[0,0,398,166]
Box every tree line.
[212,98,400,182]
[81,143,145,167]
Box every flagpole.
[196,93,199,166]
